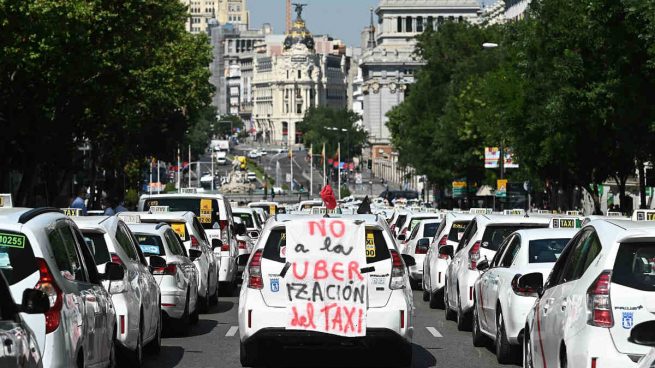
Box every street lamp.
[482,41,505,179]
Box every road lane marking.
[426,327,443,337]
[226,326,239,337]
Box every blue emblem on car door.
[270,278,280,293]
[622,312,634,329]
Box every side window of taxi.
[457,221,477,253]
[115,223,139,262]
[491,235,512,268]
[48,221,86,282]
[499,235,521,268]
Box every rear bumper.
[242,328,412,351]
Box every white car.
[233,207,263,240]
[401,218,441,287]
[238,214,414,367]
[523,219,655,368]
[389,210,409,238]
[443,214,550,331]
[423,212,475,308]
[231,216,252,274]
[129,223,200,335]
[74,216,162,366]
[248,201,280,217]
[138,194,239,292]
[121,211,220,310]
[247,150,261,159]
[1,208,120,368]
[246,172,257,182]
[471,228,576,363]
[396,213,441,243]
[250,207,268,226]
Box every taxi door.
[365,228,394,309]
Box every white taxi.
[401,218,440,287]
[523,219,655,368]
[238,214,415,367]
[443,214,550,331]
[471,228,577,363]
[423,212,474,308]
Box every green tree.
[299,107,367,161]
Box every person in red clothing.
[320,181,337,210]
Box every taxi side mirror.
[439,245,454,258]
[212,239,223,250]
[189,249,202,262]
[476,259,490,271]
[20,289,51,314]
[514,273,543,297]
[401,254,416,267]
[630,321,655,346]
[104,261,125,281]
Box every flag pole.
[310,144,313,197]
[337,142,341,201]
[188,145,191,188]
[290,147,294,193]
[322,142,326,186]
[149,158,153,195]
[177,146,181,191]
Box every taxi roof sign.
[606,211,623,217]
[503,209,525,216]
[0,194,13,208]
[61,208,82,217]
[117,213,141,224]
[632,210,655,222]
[180,188,198,194]
[550,217,582,229]
[566,210,581,216]
[469,208,493,215]
[149,206,170,214]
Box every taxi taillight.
[247,250,264,289]
[390,250,405,290]
[238,240,248,250]
[468,241,481,270]
[153,264,177,276]
[587,270,613,327]
[190,235,200,249]
[35,258,62,334]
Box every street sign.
[452,181,466,199]
[496,179,508,198]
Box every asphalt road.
[142,285,519,368]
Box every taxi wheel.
[210,275,219,305]
[422,289,430,302]
[495,311,515,364]
[456,294,471,331]
[444,285,456,321]
[472,303,487,347]
[173,300,190,336]
[559,344,568,368]
[240,341,259,367]
[129,320,144,367]
[148,311,162,354]
[429,288,444,309]
[108,330,117,368]
[200,285,210,313]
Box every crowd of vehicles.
[3,186,655,368]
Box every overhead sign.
[285,219,367,337]
[452,181,466,199]
[61,208,82,217]
[484,147,519,169]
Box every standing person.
[70,187,87,215]
[103,198,116,216]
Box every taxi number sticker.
[366,233,376,258]
[648,213,655,221]
[269,205,277,216]
[171,223,186,238]
[199,209,212,224]
[0,196,4,207]
[0,233,26,249]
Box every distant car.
[0,271,44,368]
[400,218,441,287]
[1,208,120,368]
[246,172,257,182]
[472,228,576,363]
[129,223,200,335]
[523,220,655,368]
[247,150,261,159]
[74,216,162,365]
[272,187,285,195]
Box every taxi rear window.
[613,243,655,292]
[423,222,440,238]
[236,213,255,228]
[0,231,37,286]
[448,221,469,241]
[528,238,569,263]
[482,224,547,251]
[143,198,220,230]
[136,234,165,257]
[81,232,111,265]
[262,228,390,265]
[395,215,407,229]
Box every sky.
[248,0,489,47]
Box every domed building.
[252,5,348,146]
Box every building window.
[287,70,290,79]
[406,17,413,33]
[296,103,303,114]
[417,16,423,32]
[397,17,402,32]
[427,16,434,30]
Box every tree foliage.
[387,0,655,213]
[0,0,214,206]
[299,107,367,160]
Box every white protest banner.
[285,218,367,337]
